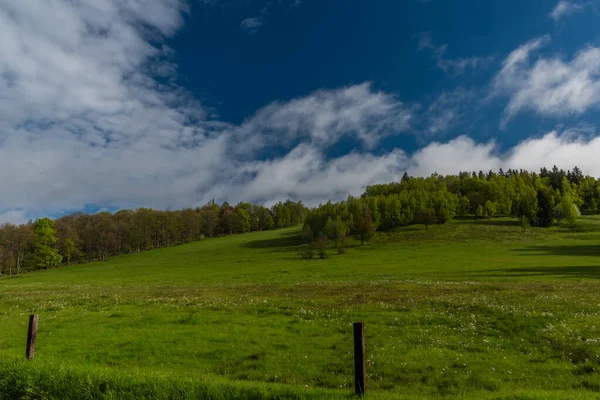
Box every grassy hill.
[2,217,600,399]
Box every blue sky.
[1,0,600,223]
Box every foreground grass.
[2,216,600,398]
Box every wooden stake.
[26,314,38,360]
[353,322,366,396]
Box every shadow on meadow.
[513,245,600,257]
[469,219,521,227]
[477,265,600,279]
[241,231,306,251]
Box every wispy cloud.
[417,33,493,76]
[492,35,600,126]
[424,88,475,135]
[417,33,435,50]
[240,17,263,32]
[550,1,584,21]
[239,0,302,33]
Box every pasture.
[2,217,600,399]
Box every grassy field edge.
[1,360,596,400]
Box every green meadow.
[2,216,600,399]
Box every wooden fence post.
[26,314,38,360]
[353,321,366,396]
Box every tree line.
[2,166,598,274]
[303,166,595,253]
[0,201,306,276]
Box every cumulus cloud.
[0,1,418,223]
[409,130,600,177]
[492,35,600,125]
[237,144,409,205]
[550,1,584,21]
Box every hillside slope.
[2,218,600,399]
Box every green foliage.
[32,218,62,270]
[350,202,375,244]
[415,207,437,229]
[61,238,77,266]
[483,201,496,219]
[557,193,580,226]
[0,201,306,268]
[313,232,329,259]
[475,205,485,219]
[33,217,57,245]
[233,208,251,233]
[0,223,34,275]
[536,187,556,228]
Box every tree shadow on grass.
[473,265,600,280]
[513,245,600,257]
[469,219,521,227]
[454,215,478,221]
[241,231,306,251]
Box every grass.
[2,216,600,399]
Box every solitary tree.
[416,207,436,230]
[351,205,375,245]
[314,232,329,259]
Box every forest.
[0,201,306,275]
[303,166,595,253]
[1,166,599,275]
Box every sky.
[1,0,600,224]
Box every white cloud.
[493,35,600,125]
[408,130,600,177]
[238,144,409,205]
[550,1,584,21]
[232,83,413,152]
[0,0,418,224]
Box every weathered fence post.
[26,314,38,360]
[353,321,366,396]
